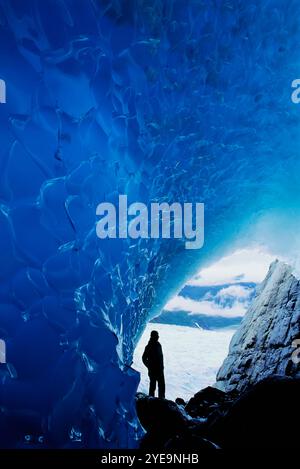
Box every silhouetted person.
[142,330,165,398]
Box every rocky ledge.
[136,376,300,448]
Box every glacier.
[1,0,300,448]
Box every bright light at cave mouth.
[133,247,277,401]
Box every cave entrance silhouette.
[133,247,276,401]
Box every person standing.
[142,330,165,398]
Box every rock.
[175,397,186,407]
[136,393,217,449]
[137,376,300,448]
[136,393,188,434]
[216,260,300,392]
[209,376,300,448]
[185,386,228,418]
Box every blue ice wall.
[0,0,300,448]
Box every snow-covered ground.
[133,323,235,401]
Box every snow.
[133,323,235,401]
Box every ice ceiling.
[0,0,300,448]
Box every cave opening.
[133,247,276,402]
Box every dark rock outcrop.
[137,376,300,448]
[136,392,218,450]
[185,386,231,419]
[209,376,300,448]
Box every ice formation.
[0,0,300,448]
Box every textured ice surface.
[1,0,300,448]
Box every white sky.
[216,284,253,299]
[164,295,248,318]
[164,247,278,318]
[187,248,277,286]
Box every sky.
[187,248,276,286]
[163,247,277,320]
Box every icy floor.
[133,323,235,401]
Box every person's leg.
[149,371,156,397]
[158,370,165,399]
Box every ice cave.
[1,0,300,449]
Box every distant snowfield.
[133,323,235,401]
